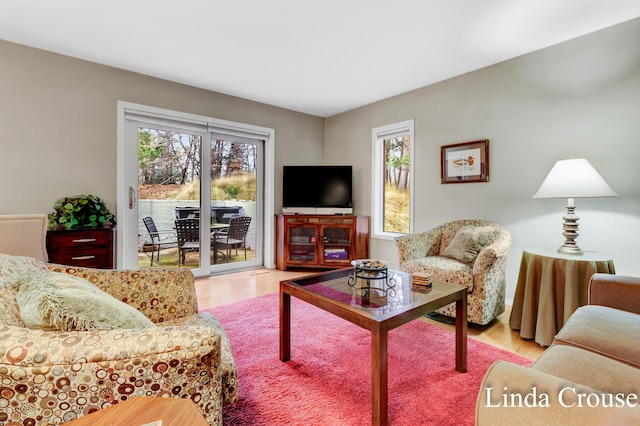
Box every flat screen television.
[282,165,353,214]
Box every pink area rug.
[202,294,531,425]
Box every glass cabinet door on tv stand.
[321,225,351,263]
[275,214,369,270]
[289,225,318,263]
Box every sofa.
[476,273,640,424]
[395,219,511,324]
[0,254,238,425]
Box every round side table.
[509,248,615,346]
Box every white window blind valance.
[125,108,271,142]
[374,119,413,140]
[124,110,208,134]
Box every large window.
[372,120,414,239]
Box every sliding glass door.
[119,103,270,276]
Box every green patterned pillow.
[443,225,498,265]
[16,272,155,331]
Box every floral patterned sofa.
[0,254,237,425]
[395,219,511,325]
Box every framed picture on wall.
[441,139,489,183]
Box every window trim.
[371,119,415,240]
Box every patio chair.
[142,216,177,266]
[214,216,251,261]
[175,218,200,266]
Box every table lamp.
[533,158,617,255]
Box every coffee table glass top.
[283,267,464,319]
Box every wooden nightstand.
[65,396,208,425]
[46,227,115,269]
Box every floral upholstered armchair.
[395,219,511,325]
[0,254,237,425]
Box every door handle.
[129,186,136,209]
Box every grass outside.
[139,173,257,201]
[384,184,410,234]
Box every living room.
[1,3,639,425]
[2,15,639,293]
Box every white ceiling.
[1,1,639,117]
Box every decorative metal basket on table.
[348,259,396,307]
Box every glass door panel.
[137,128,202,269]
[209,138,260,269]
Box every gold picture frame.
[441,140,489,184]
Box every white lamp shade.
[533,158,617,199]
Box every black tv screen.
[283,166,353,214]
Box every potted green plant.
[48,194,116,230]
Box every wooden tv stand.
[275,214,369,270]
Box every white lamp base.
[558,245,583,255]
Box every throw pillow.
[0,254,49,290]
[443,225,498,265]
[16,272,155,331]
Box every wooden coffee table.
[280,267,467,426]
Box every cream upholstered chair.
[476,274,640,424]
[0,214,49,261]
[395,219,511,325]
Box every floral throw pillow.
[443,225,498,265]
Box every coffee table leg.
[455,293,468,373]
[280,290,291,362]
[372,326,388,426]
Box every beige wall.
[2,19,639,301]
[0,39,325,217]
[325,18,640,301]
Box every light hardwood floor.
[196,268,546,361]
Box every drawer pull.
[72,238,97,243]
[71,255,96,260]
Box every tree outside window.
[372,120,414,239]
[383,135,410,234]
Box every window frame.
[371,119,415,240]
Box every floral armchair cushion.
[442,225,500,265]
